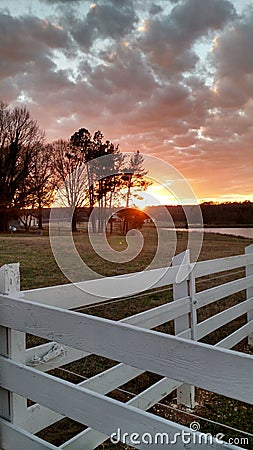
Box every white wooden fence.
[1,245,253,449]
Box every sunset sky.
[1,0,252,204]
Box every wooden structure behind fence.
[1,245,253,449]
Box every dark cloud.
[0,10,75,132]
[213,10,253,77]
[170,0,237,38]
[72,1,138,49]
[211,9,253,110]
[149,3,163,16]
[139,0,236,76]
[0,12,73,79]
[68,19,95,52]
[92,43,157,98]
[139,22,198,75]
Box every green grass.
[1,227,252,289]
[1,227,253,448]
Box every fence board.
[34,319,252,446]
[61,316,253,450]
[24,298,190,432]
[26,359,183,434]
[216,321,253,349]
[25,361,182,434]
[0,418,58,450]
[0,358,240,450]
[193,253,253,278]
[25,295,190,372]
[21,264,187,309]
[25,364,143,433]
[197,297,253,340]
[60,378,183,450]
[25,405,64,435]
[195,275,253,308]
[1,297,253,404]
[123,296,190,328]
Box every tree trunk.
[38,215,43,230]
[90,206,96,233]
[38,201,43,229]
[122,217,128,236]
[126,184,131,208]
[72,209,77,232]
[109,218,113,234]
[125,175,133,208]
[0,208,10,232]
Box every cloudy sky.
[1,0,253,203]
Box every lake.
[164,227,253,239]
[202,228,253,239]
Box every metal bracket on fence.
[28,344,66,366]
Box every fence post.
[245,244,253,346]
[0,264,27,427]
[189,269,198,342]
[172,250,195,409]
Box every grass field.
[1,226,252,289]
[0,227,253,448]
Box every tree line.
[0,102,150,233]
[145,202,253,227]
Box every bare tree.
[52,129,121,232]
[51,139,90,232]
[0,102,44,232]
[121,151,151,207]
[26,143,56,229]
[51,131,152,234]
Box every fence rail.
[1,245,253,449]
